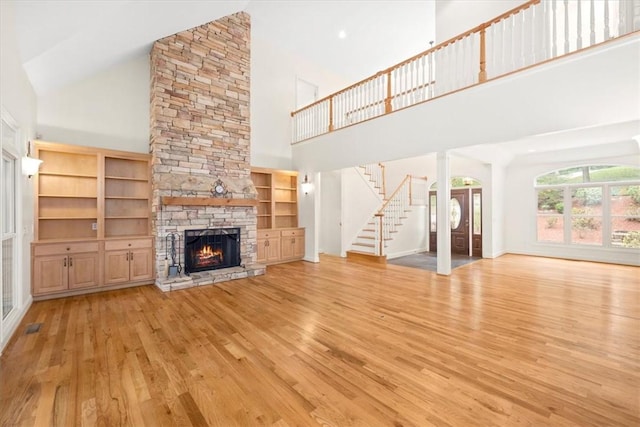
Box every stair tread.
[347,250,376,255]
[353,242,376,248]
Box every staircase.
[347,174,415,263]
[361,163,386,198]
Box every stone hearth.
[149,12,263,291]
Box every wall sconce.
[22,141,43,178]
[301,174,313,195]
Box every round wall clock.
[212,179,228,197]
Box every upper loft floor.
[291,0,640,172]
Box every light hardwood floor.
[1,254,638,426]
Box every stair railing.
[291,0,636,143]
[362,163,386,198]
[373,175,411,255]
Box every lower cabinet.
[32,242,100,296]
[257,231,281,264]
[104,239,153,285]
[32,238,154,299]
[280,229,305,261]
[257,228,305,265]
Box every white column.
[436,151,451,275]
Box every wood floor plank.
[1,254,639,426]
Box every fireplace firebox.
[184,228,241,274]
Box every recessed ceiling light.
[338,30,347,39]
[527,148,537,153]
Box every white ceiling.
[13,0,435,95]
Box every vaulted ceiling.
[13,0,435,95]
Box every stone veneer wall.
[149,12,260,288]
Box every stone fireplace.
[149,12,264,291]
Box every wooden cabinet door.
[129,248,153,282]
[293,235,305,258]
[68,252,99,289]
[104,250,130,285]
[257,238,268,263]
[281,236,294,260]
[281,229,304,260]
[266,237,281,262]
[33,255,68,295]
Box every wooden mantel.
[161,197,259,207]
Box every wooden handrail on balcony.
[291,0,540,119]
[291,0,634,144]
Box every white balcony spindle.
[604,0,610,39]
[617,0,625,37]
[590,0,596,45]
[428,51,434,98]
[564,0,570,54]
[577,0,583,49]
[521,8,527,67]
[510,15,517,72]
[552,0,558,57]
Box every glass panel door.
[2,148,17,320]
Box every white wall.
[0,0,38,352]
[341,167,383,255]
[505,141,640,265]
[250,37,349,170]
[319,170,342,255]
[385,206,428,258]
[37,54,150,153]
[435,0,528,42]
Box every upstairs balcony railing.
[291,0,638,144]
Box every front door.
[429,188,482,256]
[450,190,469,255]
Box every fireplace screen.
[184,228,240,274]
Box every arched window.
[535,165,640,248]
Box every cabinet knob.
[66,247,70,251]
[128,243,131,246]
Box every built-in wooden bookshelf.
[251,169,273,229]
[251,168,299,230]
[104,156,150,238]
[32,141,153,299]
[36,147,99,240]
[251,167,304,264]
[34,143,151,241]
